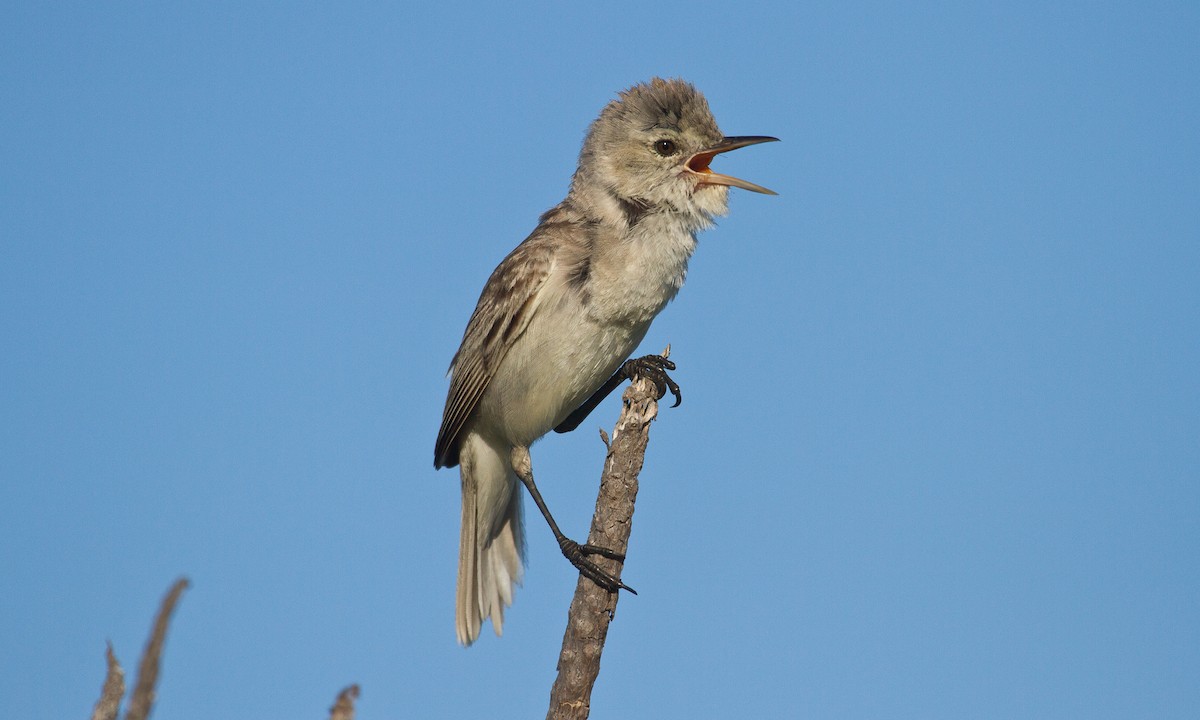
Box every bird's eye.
[652,139,678,156]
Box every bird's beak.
[686,136,779,195]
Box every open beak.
[686,135,779,195]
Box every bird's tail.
[456,432,525,646]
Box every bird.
[434,77,777,645]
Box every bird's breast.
[586,214,698,327]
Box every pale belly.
[473,305,650,448]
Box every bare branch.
[124,577,190,720]
[90,643,125,720]
[546,349,667,719]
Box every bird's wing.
[434,233,556,468]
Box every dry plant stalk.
[124,578,189,720]
[90,577,189,720]
[90,578,358,720]
[329,684,361,720]
[89,643,125,720]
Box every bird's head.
[574,77,777,224]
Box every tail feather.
[456,433,525,646]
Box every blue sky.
[2,2,1197,718]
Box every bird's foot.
[558,536,637,595]
[621,354,681,408]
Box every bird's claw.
[558,537,637,595]
[622,354,682,408]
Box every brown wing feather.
[434,233,556,468]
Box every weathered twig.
[546,349,667,720]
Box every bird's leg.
[554,354,682,434]
[510,446,636,595]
